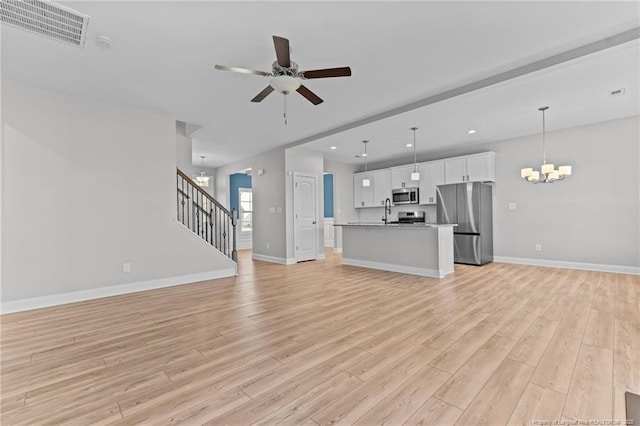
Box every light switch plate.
[269,207,276,213]
[508,202,517,210]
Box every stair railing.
[176,168,237,262]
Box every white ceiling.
[307,41,640,165]
[2,1,638,168]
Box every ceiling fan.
[214,35,352,106]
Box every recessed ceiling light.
[330,146,337,150]
[406,143,413,147]
[362,153,368,157]
[468,129,477,134]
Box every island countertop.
[334,222,457,229]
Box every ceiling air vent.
[0,0,90,48]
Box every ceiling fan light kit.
[521,106,572,184]
[214,35,351,123]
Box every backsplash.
[357,205,437,223]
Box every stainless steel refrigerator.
[436,182,493,265]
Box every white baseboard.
[342,258,447,279]
[333,248,343,253]
[494,256,640,275]
[1,269,237,314]
[317,253,326,260]
[251,253,293,265]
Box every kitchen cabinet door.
[419,161,444,204]
[353,173,374,208]
[444,158,467,184]
[372,169,392,207]
[391,165,417,189]
[466,153,496,182]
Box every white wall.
[487,116,639,269]
[1,81,236,307]
[359,116,640,271]
[285,147,325,261]
[214,147,287,261]
[323,159,359,250]
[176,121,194,176]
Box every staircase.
[176,168,237,262]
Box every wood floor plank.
[434,334,517,409]
[508,383,565,426]
[252,372,362,425]
[530,301,591,393]
[312,345,439,426]
[454,357,535,426]
[582,308,614,349]
[0,251,636,425]
[614,318,640,366]
[352,365,450,425]
[403,396,463,426]
[563,343,613,420]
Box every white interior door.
[294,173,318,262]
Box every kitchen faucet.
[383,198,392,224]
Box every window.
[239,188,253,233]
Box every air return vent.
[0,0,89,48]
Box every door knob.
[312,221,316,224]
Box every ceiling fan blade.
[296,85,323,105]
[214,65,271,77]
[273,36,291,68]
[300,67,352,79]
[251,85,275,102]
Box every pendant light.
[521,106,572,184]
[195,155,210,187]
[362,140,370,187]
[410,127,420,181]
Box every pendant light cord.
[539,106,548,165]
[364,140,368,174]
[411,127,418,172]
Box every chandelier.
[521,106,572,184]
[195,155,210,187]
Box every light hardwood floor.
[1,250,639,425]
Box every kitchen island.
[334,223,456,278]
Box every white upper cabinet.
[444,152,495,184]
[419,161,444,205]
[466,153,496,182]
[354,152,495,208]
[353,172,374,208]
[391,165,418,189]
[443,158,467,184]
[372,169,392,207]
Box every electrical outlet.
[266,243,270,249]
[123,262,131,273]
[535,244,542,252]
[508,202,517,210]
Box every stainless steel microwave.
[392,187,419,205]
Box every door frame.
[293,172,318,262]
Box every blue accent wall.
[229,173,252,213]
[324,173,334,218]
